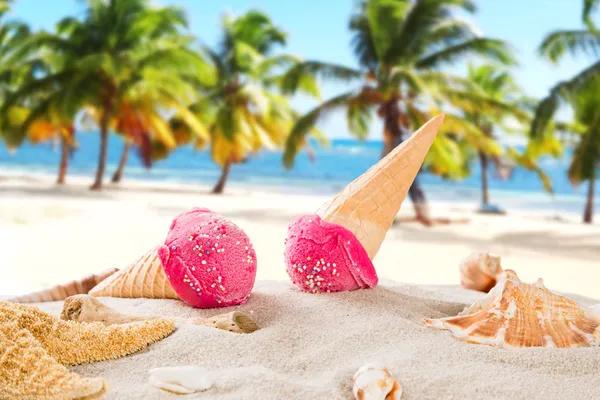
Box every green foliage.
[283,0,515,171]
[1,0,208,174]
[169,9,310,184]
[539,30,600,64]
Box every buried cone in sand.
[284,113,444,293]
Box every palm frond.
[538,30,600,63]
[363,0,410,63]
[417,38,516,69]
[530,60,600,139]
[506,147,554,193]
[349,8,378,70]
[280,61,363,95]
[284,92,357,168]
[583,0,599,29]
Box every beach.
[1,173,598,299]
[33,282,600,400]
[2,173,600,399]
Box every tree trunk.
[111,142,131,183]
[380,101,431,225]
[479,151,490,206]
[56,138,69,185]
[408,176,432,226]
[212,160,232,194]
[583,174,595,224]
[90,102,112,191]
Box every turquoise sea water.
[0,132,598,216]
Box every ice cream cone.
[316,113,444,259]
[7,268,119,303]
[89,247,179,299]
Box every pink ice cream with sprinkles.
[284,214,377,293]
[158,208,257,308]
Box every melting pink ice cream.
[284,214,378,293]
[158,208,257,308]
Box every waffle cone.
[317,113,444,259]
[89,247,179,299]
[7,268,119,303]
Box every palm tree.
[0,3,79,184]
[2,0,208,190]
[178,10,321,194]
[532,77,600,223]
[455,64,552,209]
[282,0,515,223]
[531,0,600,223]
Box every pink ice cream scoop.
[284,214,377,293]
[158,208,257,308]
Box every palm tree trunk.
[479,151,490,206]
[56,138,69,185]
[111,142,130,183]
[90,102,112,191]
[583,175,595,224]
[381,101,431,225]
[212,160,232,194]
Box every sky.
[8,0,596,141]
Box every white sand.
[34,281,600,400]
[2,173,600,399]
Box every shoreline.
[0,167,594,221]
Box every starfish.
[0,301,175,399]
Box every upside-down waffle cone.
[7,268,119,303]
[317,113,444,259]
[89,247,179,299]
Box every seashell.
[149,365,213,394]
[352,363,402,400]
[459,251,503,293]
[425,269,600,348]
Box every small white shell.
[352,363,402,400]
[148,365,213,394]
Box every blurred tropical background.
[0,0,598,225]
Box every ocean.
[0,132,597,217]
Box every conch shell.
[459,251,503,292]
[352,364,402,400]
[425,269,600,348]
